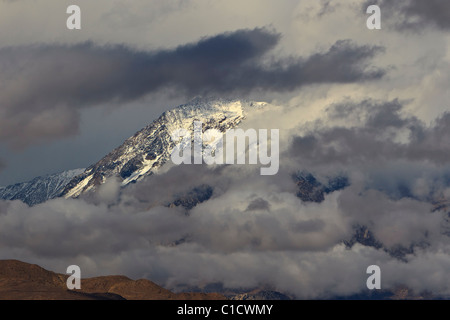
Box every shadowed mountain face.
[0,260,225,300]
[293,171,350,203]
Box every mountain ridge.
[0,169,85,206]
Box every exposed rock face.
[293,171,349,203]
[230,290,291,300]
[170,184,214,211]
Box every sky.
[0,0,447,186]
[1,0,450,298]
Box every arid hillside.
[0,260,225,300]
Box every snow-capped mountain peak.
[61,99,265,198]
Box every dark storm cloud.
[0,159,449,298]
[288,99,450,203]
[363,0,450,31]
[0,27,385,147]
[290,99,450,166]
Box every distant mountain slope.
[62,99,265,198]
[293,171,350,203]
[0,169,84,206]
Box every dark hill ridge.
[0,260,225,300]
[0,258,438,300]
